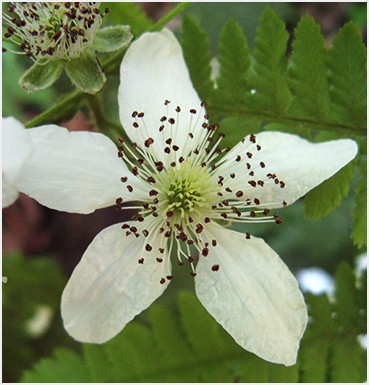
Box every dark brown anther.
[168,118,175,125]
[165,138,172,145]
[225,187,232,193]
[156,258,163,263]
[142,230,149,237]
[187,240,194,245]
[131,167,138,176]
[190,109,197,114]
[202,248,209,257]
[212,265,220,272]
[145,244,152,252]
[231,206,242,217]
[133,122,139,128]
[178,261,185,266]
[221,213,228,219]
[236,190,243,198]
[248,180,257,187]
[275,218,283,225]
[250,133,256,143]
[258,180,264,187]
[283,201,287,207]
[170,162,176,167]
[230,173,236,179]
[190,272,197,277]
[116,197,123,205]
[172,145,179,151]
[127,185,133,192]
[212,239,217,247]
[196,224,203,234]
[236,155,241,162]
[144,137,154,148]
[188,256,194,263]
[205,217,210,223]
[130,226,137,233]
[160,116,167,122]
[263,209,270,215]
[280,181,286,188]
[165,230,171,238]
[246,199,252,205]
[175,106,181,112]
[254,198,260,205]
[256,145,261,151]
[179,156,185,163]
[147,176,156,183]
[159,248,165,253]
[160,278,166,284]
[164,99,170,105]
[164,147,171,154]
[260,162,266,168]
[246,163,251,170]
[245,232,251,239]
[138,258,144,264]
[121,224,130,229]
[159,125,164,132]
[166,211,174,218]
[166,275,173,280]
[149,190,158,196]
[250,211,256,217]
[201,101,207,107]
[137,112,144,118]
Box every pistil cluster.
[116,100,286,283]
[2,2,108,62]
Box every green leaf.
[351,156,367,247]
[288,15,331,120]
[303,162,354,220]
[214,18,250,108]
[104,2,152,37]
[181,15,214,102]
[300,294,333,382]
[92,25,133,52]
[21,348,92,383]
[64,51,106,94]
[249,7,292,114]
[328,22,367,130]
[18,60,63,93]
[330,336,366,383]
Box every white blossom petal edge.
[15,29,358,366]
[2,117,33,207]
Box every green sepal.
[92,25,133,52]
[63,51,106,94]
[18,60,63,93]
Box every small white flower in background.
[2,2,132,93]
[13,29,358,366]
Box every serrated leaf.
[328,22,367,130]
[300,294,333,382]
[288,15,331,120]
[351,157,367,247]
[181,15,214,102]
[303,162,354,220]
[333,262,358,329]
[21,348,92,383]
[215,18,250,108]
[249,7,292,114]
[330,336,366,383]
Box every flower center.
[2,2,107,62]
[164,160,214,218]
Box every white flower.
[3,2,106,62]
[2,117,34,208]
[15,29,358,366]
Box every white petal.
[195,223,307,366]
[2,117,34,207]
[16,125,149,214]
[61,220,171,343]
[214,131,358,208]
[118,29,206,164]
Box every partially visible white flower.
[2,3,132,93]
[297,267,335,296]
[3,2,106,63]
[15,29,358,366]
[2,117,33,208]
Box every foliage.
[21,261,366,382]
[180,6,366,244]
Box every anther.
[160,278,166,284]
[138,258,144,264]
[144,137,154,148]
[137,112,144,118]
[190,272,197,277]
[236,190,243,198]
[246,152,253,158]
[245,233,251,239]
[145,244,152,252]
[156,258,163,263]
[166,275,173,280]
[212,265,220,271]
[260,162,266,168]
[147,176,156,183]
[127,185,133,192]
